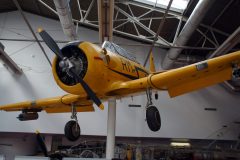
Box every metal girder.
[173,16,183,44]
[119,1,230,39]
[0,43,22,74]
[123,0,229,38]
[37,0,58,15]
[189,0,234,52]
[83,0,95,23]
[196,29,218,47]
[127,4,140,36]
[114,5,171,46]
[39,0,171,45]
[208,26,240,59]
[36,0,230,52]
[119,0,182,18]
[97,0,114,43]
[76,0,83,20]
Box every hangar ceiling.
[0,0,239,58]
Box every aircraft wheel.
[146,105,161,132]
[64,120,81,141]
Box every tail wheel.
[64,120,81,141]
[146,105,161,132]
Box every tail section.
[149,52,156,73]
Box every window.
[102,41,139,63]
[135,0,189,12]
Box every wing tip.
[99,104,104,110]
[37,27,44,33]
[35,130,40,134]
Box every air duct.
[162,0,215,69]
[53,0,77,40]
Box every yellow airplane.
[0,29,240,141]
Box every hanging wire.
[0,12,8,37]
[143,0,174,67]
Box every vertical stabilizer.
[150,52,156,73]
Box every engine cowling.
[55,43,88,86]
[52,41,105,95]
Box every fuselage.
[52,41,149,99]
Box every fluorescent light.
[170,142,191,147]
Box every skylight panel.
[136,0,189,12]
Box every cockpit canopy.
[102,41,139,63]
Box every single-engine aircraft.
[0,29,240,141]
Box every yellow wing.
[108,51,240,97]
[0,94,94,113]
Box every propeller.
[38,28,104,110]
[35,130,48,157]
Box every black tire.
[146,105,161,132]
[64,120,81,141]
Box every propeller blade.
[37,28,64,59]
[38,28,104,110]
[35,130,48,157]
[69,68,104,110]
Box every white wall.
[0,11,240,140]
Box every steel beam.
[173,16,183,44]
[115,5,170,45]
[128,4,140,36]
[76,0,83,20]
[192,0,234,49]
[37,0,58,15]
[207,26,240,59]
[83,0,95,22]
[97,0,114,43]
[124,0,229,37]
[121,1,182,18]
[196,29,218,47]
[0,43,22,74]
[37,0,228,49]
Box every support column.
[106,98,116,159]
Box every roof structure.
[0,0,239,58]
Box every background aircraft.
[0,29,240,141]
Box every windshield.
[102,41,139,63]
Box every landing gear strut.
[146,89,161,132]
[64,104,81,141]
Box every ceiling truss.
[34,0,230,51]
